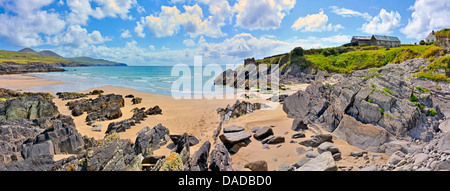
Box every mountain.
[5,48,127,66]
[18,48,38,54]
[38,50,63,58]
[65,57,127,66]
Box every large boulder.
[296,151,337,171]
[85,133,135,171]
[66,94,124,116]
[189,141,211,171]
[219,131,251,145]
[134,124,170,156]
[298,134,333,147]
[2,95,59,120]
[333,115,388,152]
[208,143,234,171]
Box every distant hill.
[38,50,63,58]
[18,48,38,54]
[0,48,127,66]
[65,57,127,66]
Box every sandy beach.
[0,74,388,171]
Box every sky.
[0,0,449,66]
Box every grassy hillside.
[1,49,126,66]
[435,28,450,38]
[65,57,125,66]
[253,45,444,75]
[415,55,450,82]
[0,50,70,64]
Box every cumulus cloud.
[136,4,227,38]
[329,6,372,21]
[198,33,288,59]
[66,0,141,25]
[361,9,401,34]
[402,0,450,40]
[46,25,111,48]
[183,39,196,47]
[0,0,66,47]
[120,29,131,38]
[234,0,296,30]
[291,10,344,32]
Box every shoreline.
[0,73,389,171]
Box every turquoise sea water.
[30,66,231,96]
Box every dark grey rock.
[190,141,211,171]
[134,124,170,156]
[223,125,244,133]
[253,126,273,139]
[219,131,251,145]
[298,134,333,147]
[291,119,308,131]
[208,143,234,171]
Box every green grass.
[304,45,435,74]
[384,87,393,95]
[415,55,450,82]
[435,28,450,38]
[409,94,418,103]
[427,109,438,116]
[0,50,69,64]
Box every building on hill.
[426,30,436,43]
[343,35,401,48]
[370,35,401,48]
[350,36,372,46]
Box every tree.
[419,40,426,45]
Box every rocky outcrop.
[66,94,124,117]
[208,143,234,171]
[0,94,59,120]
[56,92,87,100]
[283,58,446,154]
[295,151,337,171]
[134,124,171,157]
[0,63,65,75]
[21,114,84,159]
[217,100,265,122]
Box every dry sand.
[1,74,388,171]
[0,74,65,91]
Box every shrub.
[409,94,418,102]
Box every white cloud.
[149,45,155,51]
[66,0,140,25]
[291,10,344,32]
[361,9,401,34]
[183,39,196,47]
[234,0,296,30]
[402,0,450,40]
[137,4,226,38]
[134,20,146,38]
[274,34,352,53]
[0,0,66,47]
[46,25,111,48]
[329,6,372,21]
[120,29,131,38]
[198,33,288,59]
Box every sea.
[30,66,237,97]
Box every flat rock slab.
[223,125,245,133]
[439,120,450,133]
[296,152,337,171]
[220,131,251,145]
[253,126,274,139]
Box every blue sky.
[0,0,449,66]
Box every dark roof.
[352,36,371,40]
[372,35,401,42]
